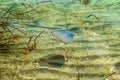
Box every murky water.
[0,0,120,80]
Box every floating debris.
[51,29,74,44]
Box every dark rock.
[33,54,65,68]
[113,62,120,71]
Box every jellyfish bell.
[51,29,73,44]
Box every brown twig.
[86,14,100,21]
[22,35,40,59]
[4,23,14,35]
[14,28,27,35]
[103,72,116,80]
[22,36,33,59]
[81,20,91,25]
[81,14,100,25]
[34,31,44,49]
[27,4,41,14]
[1,35,21,41]
[77,70,80,80]
[40,0,52,3]
[25,36,32,54]
[1,5,14,19]
[0,22,8,31]
[0,5,14,35]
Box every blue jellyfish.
[51,29,73,44]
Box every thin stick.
[103,72,116,80]
[1,5,14,19]
[4,23,14,35]
[14,28,27,35]
[27,4,41,14]
[25,24,62,29]
[0,6,14,35]
[5,10,14,35]
[21,2,31,19]
[26,36,32,54]
[86,14,100,21]
[34,30,44,48]
[40,0,52,3]
[0,22,7,31]
[77,70,80,80]
[0,22,14,35]
[22,37,33,59]
[81,20,91,25]
[1,35,21,41]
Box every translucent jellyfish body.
[51,29,73,44]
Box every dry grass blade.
[14,28,27,35]
[86,14,100,21]
[40,0,52,3]
[103,72,116,80]
[77,70,80,80]
[25,23,62,29]
[1,5,14,19]
[81,20,91,25]
[0,5,15,35]
[34,30,44,49]
[81,14,100,25]
[25,36,32,54]
[21,37,33,59]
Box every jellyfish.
[51,29,73,44]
